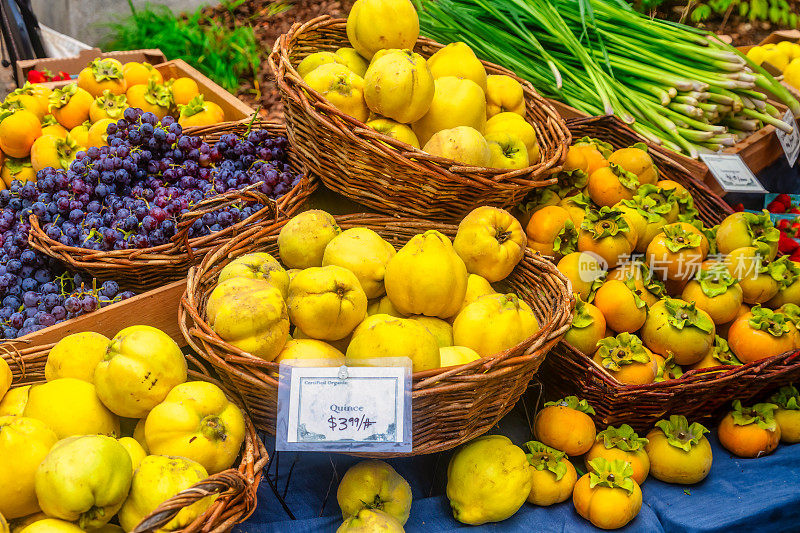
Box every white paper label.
[776,109,800,166]
[700,153,766,194]
[276,363,412,452]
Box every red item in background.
[779,232,800,255]
[733,203,745,212]
[57,71,70,80]
[776,193,793,207]
[26,70,47,83]
[768,200,787,213]
[777,219,791,230]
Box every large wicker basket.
[27,120,316,293]
[0,340,268,533]
[268,16,570,222]
[536,115,800,432]
[179,214,574,456]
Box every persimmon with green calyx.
[593,333,657,385]
[518,186,560,224]
[558,191,591,228]
[769,385,800,443]
[525,205,575,259]
[30,134,82,173]
[571,136,612,175]
[646,223,706,282]
[89,90,128,123]
[689,335,742,371]
[578,207,636,269]
[587,163,641,208]
[607,260,666,307]
[525,441,578,506]
[78,58,127,97]
[620,194,668,253]
[0,108,40,159]
[727,305,797,364]
[718,400,781,458]
[766,256,800,308]
[1,157,35,186]
[641,298,715,366]
[573,458,642,530]
[608,144,658,186]
[179,95,226,128]
[126,80,172,120]
[554,168,589,199]
[635,183,680,223]
[585,424,649,485]
[716,211,779,261]
[40,114,67,139]
[645,415,712,484]
[556,252,606,302]
[652,352,684,382]
[594,278,647,334]
[48,84,92,130]
[681,263,743,325]
[724,246,779,305]
[534,396,597,456]
[564,297,606,356]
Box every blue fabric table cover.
[236,418,800,533]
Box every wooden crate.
[15,48,166,87]
[17,280,187,347]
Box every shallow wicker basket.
[0,340,268,533]
[27,120,317,293]
[268,16,570,222]
[535,116,800,432]
[179,214,574,456]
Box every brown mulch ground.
[202,0,355,121]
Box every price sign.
[776,109,800,166]
[276,361,412,453]
[699,153,766,194]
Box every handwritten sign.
[776,109,800,166]
[276,362,412,453]
[700,153,766,194]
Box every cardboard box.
[154,58,254,123]
[15,48,166,87]
[18,280,187,347]
[32,56,255,124]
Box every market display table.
[236,407,800,533]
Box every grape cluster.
[0,108,302,337]
[37,108,300,251]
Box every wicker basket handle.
[171,182,277,261]
[131,470,249,533]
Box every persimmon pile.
[521,137,800,383]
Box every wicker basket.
[0,340,268,533]
[539,343,800,432]
[27,120,317,293]
[179,214,574,456]
[268,16,570,222]
[535,116,800,432]
[565,115,734,226]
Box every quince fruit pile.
[0,58,223,188]
[298,0,540,169]
[747,41,800,92]
[521,137,800,384]
[0,325,246,532]
[206,206,540,372]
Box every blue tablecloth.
[235,410,800,533]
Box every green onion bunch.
[415,0,800,157]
